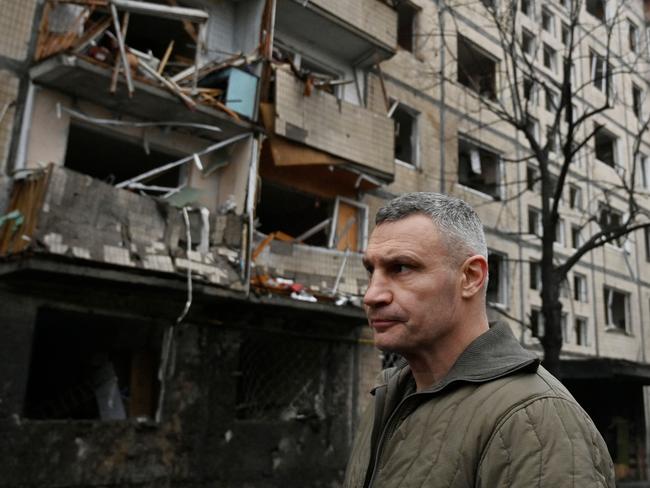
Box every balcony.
[0,166,245,291]
[272,67,395,181]
[275,0,397,67]
[31,55,257,142]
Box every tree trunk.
[540,283,563,378]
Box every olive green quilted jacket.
[344,323,615,488]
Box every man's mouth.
[369,318,402,330]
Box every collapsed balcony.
[0,165,246,291]
[30,0,261,138]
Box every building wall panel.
[307,0,396,49]
[274,69,394,178]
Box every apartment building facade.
[0,0,649,485]
[377,0,650,483]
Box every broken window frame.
[521,28,536,58]
[391,101,419,167]
[457,36,498,100]
[586,0,608,22]
[23,308,162,422]
[603,286,631,333]
[274,40,345,98]
[590,50,613,94]
[457,137,503,200]
[397,1,419,53]
[594,125,618,167]
[598,203,625,247]
[328,196,369,252]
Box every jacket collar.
[374,322,540,395]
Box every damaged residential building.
[0,0,396,486]
[3,0,650,486]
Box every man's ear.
[460,255,488,298]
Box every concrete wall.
[306,0,396,49]
[0,283,360,487]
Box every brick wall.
[0,71,19,173]
[274,68,395,179]
[0,0,38,61]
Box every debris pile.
[35,0,260,120]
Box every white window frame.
[328,196,369,251]
[629,20,639,53]
[543,43,557,72]
[554,217,565,246]
[530,307,544,338]
[575,316,589,346]
[570,224,582,249]
[541,7,555,36]
[390,101,420,168]
[573,272,588,302]
[529,260,542,290]
[521,28,536,58]
[590,50,612,94]
[569,184,583,210]
[603,286,631,333]
[521,0,535,19]
[594,125,618,167]
[528,206,543,237]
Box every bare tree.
[436,0,650,376]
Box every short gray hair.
[375,192,488,264]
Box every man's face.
[362,214,463,357]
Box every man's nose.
[363,273,392,308]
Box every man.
[344,192,614,488]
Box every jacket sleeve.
[476,396,615,488]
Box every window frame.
[573,272,588,302]
[457,137,503,200]
[603,286,631,333]
[487,249,509,307]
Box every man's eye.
[394,264,410,273]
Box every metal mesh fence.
[235,330,350,421]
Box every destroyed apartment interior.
[0,0,397,485]
[3,0,650,485]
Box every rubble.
[34,0,261,120]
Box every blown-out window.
[458,138,501,199]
